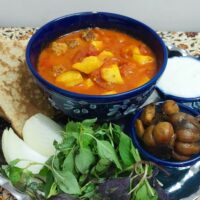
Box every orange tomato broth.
[37,28,157,95]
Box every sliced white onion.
[2,128,48,174]
[22,113,63,157]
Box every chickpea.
[162,100,179,115]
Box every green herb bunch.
[1,119,158,200]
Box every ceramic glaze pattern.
[47,85,154,120]
[184,102,200,113]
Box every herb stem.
[80,180,92,192]
[128,164,148,195]
[17,159,52,171]
[84,132,98,142]
[145,179,155,197]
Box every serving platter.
[0,45,199,200]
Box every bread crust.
[0,39,54,136]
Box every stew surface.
[37,28,157,95]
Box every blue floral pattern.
[47,85,154,120]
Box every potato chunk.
[133,55,154,64]
[56,70,83,87]
[98,50,114,61]
[72,56,102,74]
[132,46,140,55]
[83,78,94,88]
[91,41,103,50]
[51,42,68,56]
[101,64,124,84]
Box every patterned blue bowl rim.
[156,56,200,103]
[26,11,168,101]
[130,101,200,168]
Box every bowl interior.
[130,102,200,168]
[27,12,167,82]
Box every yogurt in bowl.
[156,57,200,113]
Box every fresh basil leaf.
[93,158,111,175]
[80,120,96,147]
[81,134,93,148]
[42,169,55,198]
[52,165,80,194]
[65,121,80,139]
[131,146,141,163]
[53,170,81,195]
[112,124,123,138]
[96,140,122,170]
[8,166,23,185]
[39,166,49,178]
[82,118,97,127]
[52,156,61,171]
[47,182,58,198]
[9,159,21,166]
[81,182,96,198]
[79,174,88,186]
[133,183,158,200]
[119,132,134,166]
[8,167,33,192]
[54,137,76,153]
[62,149,75,173]
[75,148,95,174]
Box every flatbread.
[0,38,54,136]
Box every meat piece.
[67,39,80,48]
[82,29,96,42]
[90,69,113,89]
[52,65,65,77]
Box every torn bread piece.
[0,39,54,136]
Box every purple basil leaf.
[49,193,77,200]
[151,171,169,200]
[98,177,130,200]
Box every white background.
[0,0,199,31]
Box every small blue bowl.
[156,56,200,113]
[26,12,168,120]
[130,101,200,168]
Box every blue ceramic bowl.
[130,102,200,168]
[156,57,200,113]
[26,12,168,120]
